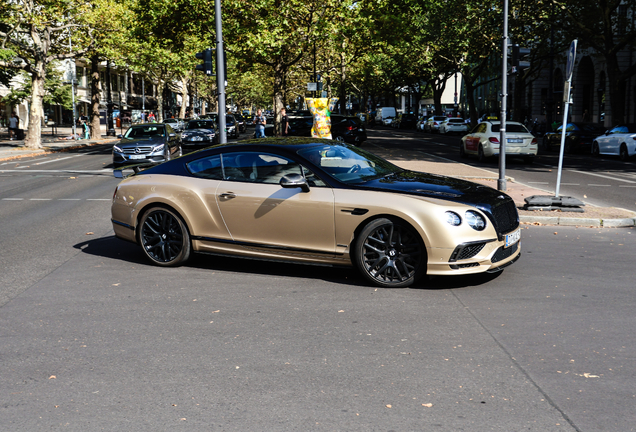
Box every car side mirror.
[280,173,310,192]
[117,134,123,139]
[169,133,176,138]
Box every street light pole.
[106,61,115,136]
[215,0,227,144]
[498,0,509,191]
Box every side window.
[222,152,303,184]
[301,165,327,187]
[477,123,487,133]
[187,155,223,180]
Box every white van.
[375,107,397,125]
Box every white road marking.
[569,169,636,184]
[2,198,23,201]
[33,154,86,165]
[528,181,549,185]
[0,169,112,174]
[30,198,52,201]
[560,183,580,186]
[588,184,611,187]
[618,185,636,188]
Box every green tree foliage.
[0,0,96,148]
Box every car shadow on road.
[74,236,503,290]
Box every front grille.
[123,146,154,154]
[491,241,519,263]
[491,199,519,235]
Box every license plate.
[507,138,523,143]
[505,229,521,248]
[129,154,146,160]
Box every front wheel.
[592,142,600,157]
[620,144,629,161]
[138,207,191,266]
[354,218,425,288]
[478,144,486,162]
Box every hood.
[184,128,215,134]
[119,136,165,147]
[357,170,511,207]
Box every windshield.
[124,126,164,138]
[187,121,215,130]
[297,144,401,184]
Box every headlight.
[465,210,486,231]
[445,211,462,226]
[181,132,190,138]
[153,144,165,152]
[113,145,122,152]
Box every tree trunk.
[605,54,626,124]
[179,81,188,119]
[90,54,101,139]
[156,81,165,122]
[24,62,46,149]
[433,77,447,115]
[273,60,285,136]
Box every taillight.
[531,138,538,145]
[346,126,354,131]
[488,137,500,144]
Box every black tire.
[592,142,600,157]
[459,143,466,158]
[354,218,425,288]
[164,147,171,162]
[138,206,191,266]
[620,144,629,161]
[478,144,486,162]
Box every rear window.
[448,119,465,124]
[187,121,215,129]
[433,116,447,121]
[491,123,529,133]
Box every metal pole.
[106,61,115,136]
[69,32,77,139]
[498,0,509,191]
[215,0,227,144]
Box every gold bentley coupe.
[111,138,520,288]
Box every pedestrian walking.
[148,112,156,123]
[9,113,20,140]
[280,108,289,136]
[253,109,266,138]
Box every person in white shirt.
[8,113,19,140]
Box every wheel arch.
[350,213,429,259]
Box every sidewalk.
[370,144,636,228]
[1,127,634,228]
[0,125,119,161]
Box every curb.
[520,215,636,228]
[0,139,117,162]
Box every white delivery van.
[375,107,397,125]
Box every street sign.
[307,83,317,92]
[565,40,578,82]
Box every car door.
[464,123,486,153]
[216,151,336,256]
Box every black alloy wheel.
[592,142,600,157]
[354,218,425,288]
[620,144,629,161]
[139,207,191,266]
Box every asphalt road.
[370,126,636,212]
[1,135,635,431]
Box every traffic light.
[195,48,213,76]
[510,44,531,74]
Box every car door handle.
[219,192,236,199]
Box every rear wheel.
[620,144,629,161]
[592,142,600,157]
[138,207,191,266]
[354,218,425,288]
